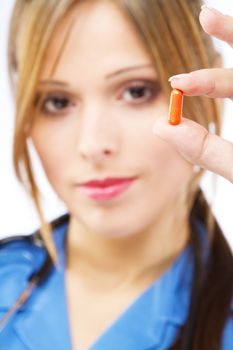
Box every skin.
[153,6,233,183]
[31,1,195,282]
[31,0,194,292]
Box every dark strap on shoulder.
[0,214,69,332]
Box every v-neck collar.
[89,246,195,350]
[52,218,197,349]
[11,217,208,350]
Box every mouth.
[77,176,138,201]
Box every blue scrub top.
[0,217,232,349]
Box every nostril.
[103,149,112,155]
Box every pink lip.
[78,177,137,201]
[80,177,135,187]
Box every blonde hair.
[8,0,221,264]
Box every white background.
[0,1,232,248]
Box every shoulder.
[0,213,69,259]
[0,231,46,273]
[0,230,46,309]
[0,214,69,308]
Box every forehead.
[41,0,151,79]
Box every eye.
[121,81,161,104]
[35,93,75,116]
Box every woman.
[0,1,232,349]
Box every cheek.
[30,123,73,183]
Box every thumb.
[153,116,233,183]
[152,116,208,163]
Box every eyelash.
[35,80,161,117]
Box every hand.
[153,6,233,183]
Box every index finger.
[169,68,233,99]
[200,6,233,48]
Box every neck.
[66,198,190,291]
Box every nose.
[77,107,120,165]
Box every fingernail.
[208,121,216,134]
[200,5,223,16]
[193,164,201,173]
[168,73,190,82]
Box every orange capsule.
[168,89,183,125]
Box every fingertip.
[199,6,223,35]
[200,5,223,16]
[152,116,167,133]
[170,78,188,91]
[152,115,182,141]
[170,79,178,89]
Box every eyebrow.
[39,63,154,86]
[105,63,154,79]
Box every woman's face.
[31,0,193,238]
